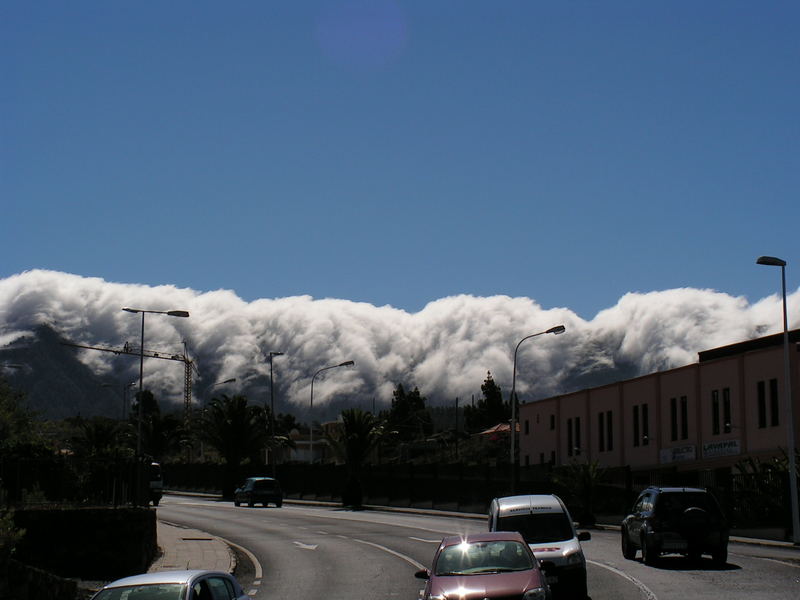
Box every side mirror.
[414,569,430,580]
[578,531,591,541]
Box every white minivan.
[488,494,590,599]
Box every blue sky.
[3,1,799,320]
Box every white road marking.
[352,537,427,571]
[409,537,440,543]
[586,559,658,600]
[293,541,319,550]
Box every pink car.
[416,531,552,600]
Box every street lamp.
[510,325,566,493]
[309,360,355,463]
[122,307,189,505]
[756,256,799,544]
[268,352,284,476]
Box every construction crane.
[62,339,198,429]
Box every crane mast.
[62,340,197,429]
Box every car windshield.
[497,514,574,544]
[434,541,533,576]
[92,584,185,600]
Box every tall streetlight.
[122,307,189,505]
[510,325,566,493]
[268,351,284,476]
[309,360,355,463]
[756,256,799,544]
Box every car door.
[626,492,651,542]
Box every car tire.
[621,528,636,560]
[712,545,727,566]
[641,534,658,566]
[234,500,240,507]
[248,499,254,507]
[276,500,283,508]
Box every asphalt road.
[157,496,800,600]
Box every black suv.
[621,486,728,565]
[234,476,283,507]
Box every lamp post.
[510,325,566,493]
[309,360,354,463]
[756,256,799,544]
[268,352,284,476]
[122,307,189,505]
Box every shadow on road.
[639,556,741,572]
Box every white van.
[488,494,590,599]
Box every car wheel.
[234,500,240,507]
[276,500,283,507]
[621,528,636,560]
[712,545,728,566]
[248,499,254,507]
[641,534,658,566]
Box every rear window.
[656,492,720,518]
[253,480,277,491]
[497,513,574,544]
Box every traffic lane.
[159,499,446,599]
[583,529,800,600]
[160,499,649,600]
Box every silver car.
[90,569,248,600]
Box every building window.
[723,388,731,433]
[567,418,573,457]
[598,412,605,452]
[758,380,767,428]
[539,452,545,465]
[567,417,581,456]
[680,396,689,440]
[524,419,530,436]
[642,404,649,445]
[550,414,555,430]
[712,390,720,435]
[606,410,613,451]
[524,454,530,467]
[770,378,780,427]
[670,397,678,441]
[633,404,649,446]
[550,450,555,465]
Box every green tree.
[323,408,384,508]
[384,384,433,442]
[66,416,131,459]
[552,459,607,527]
[198,394,267,497]
[129,390,184,461]
[463,371,509,432]
[0,376,52,459]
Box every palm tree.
[198,394,267,497]
[323,408,383,508]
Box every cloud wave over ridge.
[1,270,797,414]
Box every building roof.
[698,329,800,362]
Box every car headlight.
[523,587,548,600]
[565,551,584,566]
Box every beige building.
[519,330,800,472]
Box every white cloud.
[1,270,797,413]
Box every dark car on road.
[415,531,552,600]
[621,486,729,565]
[234,476,283,507]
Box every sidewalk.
[149,521,236,574]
